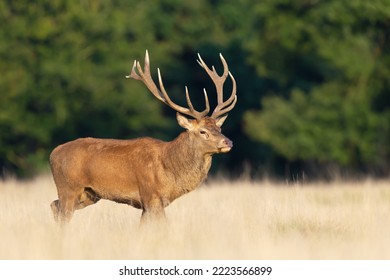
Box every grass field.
[0,175,389,259]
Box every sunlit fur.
[50,115,232,224]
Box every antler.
[197,53,237,119]
[126,50,210,120]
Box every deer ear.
[176,113,194,130]
[215,115,228,127]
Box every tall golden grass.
[0,175,389,259]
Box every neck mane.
[162,132,212,192]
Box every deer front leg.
[140,195,166,225]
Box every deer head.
[126,50,237,154]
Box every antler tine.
[211,72,237,118]
[127,50,208,120]
[157,69,192,116]
[157,68,209,119]
[185,87,210,118]
[197,53,237,119]
[126,50,165,103]
[202,88,210,115]
[126,50,150,80]
[126,60,140,80]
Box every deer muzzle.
[218,137,233,153]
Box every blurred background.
[0,0,389,180]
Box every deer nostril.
[227,140,233,147]
[222,139,233,147]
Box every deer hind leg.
[51,187,100,223]
[51,178,87,223]
[51,190,80,223]
[74,187,101,210]
[50,200,60,222]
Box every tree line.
[1,0,389,179]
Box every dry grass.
[0,175,389,260]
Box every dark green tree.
[244,0,390,178]
[0,1,170,176]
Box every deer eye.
[200,130,209,139]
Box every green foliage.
[244,0,390,176]
[0,0,169,176]
[245,84,383,166]
[0,0,389,178]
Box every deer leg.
[52,189,99,223]
[50,200,60,222]
[75,188,101,210]
[51,167,81,223]
[140,196,166,225]
[52,188,81,223]
[58,198,76,223]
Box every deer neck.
[163,132,212,191]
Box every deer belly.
[83,158,142,207]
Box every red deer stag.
[50,50,237,224]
